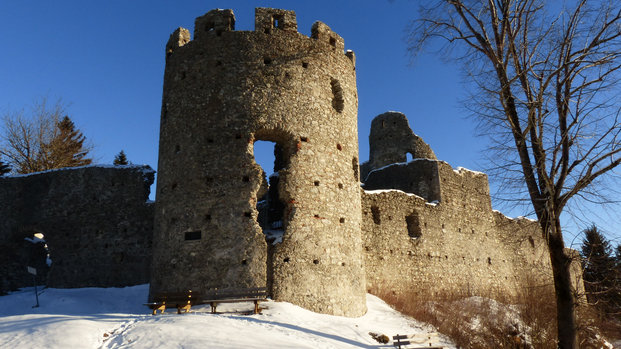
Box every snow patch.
[0,285,456,349]
[453,167,485,176]
[6,164,155,178]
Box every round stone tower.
[150,8,366,316]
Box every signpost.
[27,266,40,308]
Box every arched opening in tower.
[253,140,286,244]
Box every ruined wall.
[362,165,553,300]
[360,112,554,301]
[360,112,436,180]
[0,166,154,294]
[151,8,366,316]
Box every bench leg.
[210,302,217,314]
[153,304,166,315]
[254,300,260,314]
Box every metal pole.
[32,273,39,308]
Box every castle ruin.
[1,7,582,318]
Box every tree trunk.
[547,218,578,349]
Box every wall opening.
[406,152,413,162]
[253,134,294,296]
[406,212,422,239]
[371,205,381,225]
[184,231,202,241]
[254,140,286,246]
[330,79,344,112]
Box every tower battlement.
[165,8,353,66]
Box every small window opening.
[488,257,492,265]
[313,259,320,265]
[338,183,343,189]
[302,62,309,68]
[205,214,211,221]
[314,214,320,218]
[330,79,344,112]
[341,262,346,266]
[314,181,320,186]
[406,213,422,239]
[528,235,535,248]
[243,176,250,182]
[207,138,214,143]
[283,257,290,263]
[273,15,284,29]
[180,71,186,80]
[371,206,381,225]
[300,136,308,142]
[244,211,252,218]
[175,144,180,153]
[406,152,413,162]
[339,218,345,223]
[205,23,215,32]
[171,183,178,190]
[185,231,201,241]
[215,61,222,66]
[336,143,342,151]
[329,37,336,47]
[162,104,168,122]
[235,133,242,139]
[264,57,272,65]
[241,259,247,265]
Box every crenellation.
[194,8,235,40]
[165,27,190,58]
[311,21,345,52]
[255,8,297,33]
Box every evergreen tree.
[0,160,10,176]
[580,225,619,316]
[113,150,129,166]
[47,116,92,168]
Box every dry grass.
[371,282,612,349]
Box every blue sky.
[1,1,618,246]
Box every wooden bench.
[145,290,200,315]
[393,333,443,349]
[202,287,268,314]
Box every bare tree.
[409,1,621,347]
[0,98,93,174]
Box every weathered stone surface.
[0,166,154,294]
[363,160,442,202]
[360,111,436,181]
[151,7,366,317]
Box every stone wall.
[151,8,366,316]
[0,166,154,294]
[360,112,555,301]
[361,165,554,300]
[360,112,436,181]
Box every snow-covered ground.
[0,285,455,348]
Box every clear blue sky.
[1,0,618,246]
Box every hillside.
[0,284,455,348]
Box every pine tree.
[581,225,619,316]
[113,150,129,166]
[0,160,10,176]
[47,116,92,168]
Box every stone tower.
[150,8,367,316]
